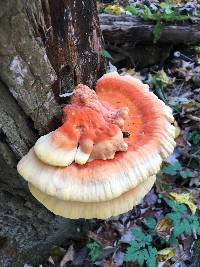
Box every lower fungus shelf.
[29,175,156,219]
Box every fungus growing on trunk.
[17,73,176,219]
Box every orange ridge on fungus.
[33,84,129,166]
[68,84,129,129]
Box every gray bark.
[0,0,104,266]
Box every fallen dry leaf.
[60,245,74,267]
[169,192,197,214]
[189,177,200,188]
[156,218,172,240]
[48,256,55,265]
[113,250,124,267]
[103,259,115,267]
[174,121,181,139]
[157,247,175,266]
[88,231,113,247]
[156,69,175,86]
[104,5,125,15]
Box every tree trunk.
[0,1,105,266]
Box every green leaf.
[153,22,164,43]
[169,234,179,245]
[188,215,200,235]
[129,240,143,249]
[164,197,187,213]
[180,169,195,179]
[125,229,157,266]
[103,5,125,15]
[145,217,157,230]
[131,229,152,244]
[101,49,112,59]
[193,46,200,53]
[137,249,146,265]
[131,229,146,241]
[162,161,182,175]
[142,5,154,20]
[125,246,155,266]
[192,240,200,265]
[154,86,167,102]
[145,246,157,267]
[87,242,102,262]
[193,134,200,145]
[162,165,177,175]
[166,209,200,237]
[194,221,200,235]
[190,214,199,221]
[166,212,181,221]
[189,132,200,144]
[173,221,187,237]
[126,5,139,16]
[183,219,193,235]
[124,245,140,262]
[172,161,182,170]
[160,3,173,15]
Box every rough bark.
[27,0,105,96]
[99,14,200,68]
[0,0,104,266]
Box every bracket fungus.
[17,72,176,219]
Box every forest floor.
[35,1,200,267]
